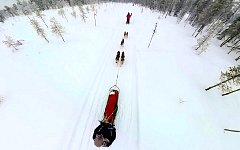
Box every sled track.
[64,29,118,150]
[117,43,140,149]
[65,17,140,150]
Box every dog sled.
[93,85,120,147]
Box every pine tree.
[86,6,90,13]
[0,12,5,23]
[58,8,68,22]
[173,0,186,17]
[93,5,97,26]
[79,6,87,22]
[218,17,240,40]
[220,21,240,47]
[35,10,48,28]
[2,36,24,52]
[56,0,67,8]
[206,66,240,96]
[30,18,49,43]
[31,0,44,10]
[195,29,215,55]
[50,17,65,42]
[164,0,176,18]
[157,0,168,14]
[4,6,15,17]
[227,42,240,54]
[186,0,210,26]
[235,55,240,61]
[12,4,20,16]
[75,0,83,6]
[177,0,193,23]
[17,0,32,15]
[71,7,77,18]
[193,0,233,37]
[219,66,240,96]
[90,4,95,12]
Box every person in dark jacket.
[126,12,132,24]
[93,121,116,147]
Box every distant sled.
[93,85,119,147]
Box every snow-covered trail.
[0,2,239,150]
[63,4,143,150]
[61,4,159,150]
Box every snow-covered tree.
[236,55,240,61]
[90,4,96,12]
[164,0,176,18]
[156,0,168,14]
[220,21,240,47]
[194,30,214,55]
[218,17,240,40]
[176,0,193,23]
[2,36,24,52]
[79,6,87,22]
[12,4,19,16]
[58,8,68,22]
[31,0,44,10]
[50,17,65,42]
[35,10,48,28]
[173,0,186,17]
[71,7,77,18]
[30,18,49,43]
[186,0,210,26]
[4,6,16,17]
[206,66,240,96]
[86,6,90,13]
[66,0,74,6]
[56,0,68,9]
[17,0,32,15]
[219,66,240,96]
[0,10,6,23]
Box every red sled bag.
[103,85,119,124]
[93,85,119,147]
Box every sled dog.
[115,51,120,63]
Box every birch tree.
[35,10,48,28]
[58,8,68,22]
[194,30,214,55]
[71,7,77,18]
[79,6,87,22]
[30,18,49,43]
[206,66,240,96]
[2,36,24,52]
[50,17,65,42]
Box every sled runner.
[93,85,120,147]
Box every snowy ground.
[0,3,239,150]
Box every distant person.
[126,12,132,24]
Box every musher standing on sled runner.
[93,86,119,147]
[93,121,116,147]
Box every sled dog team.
[115,31,128,65]
[93,12,133,148]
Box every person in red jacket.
[126,12,132,24]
